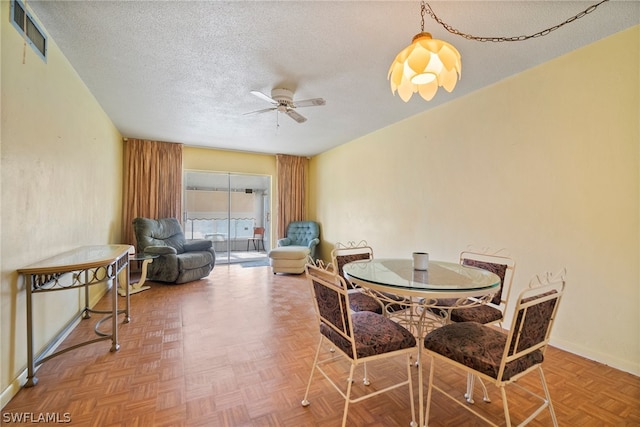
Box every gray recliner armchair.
[277,221,320,259]
[132,217,216,284]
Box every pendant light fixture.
[388,0,610,103]
[388,1,461,102]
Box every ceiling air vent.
[11,0,47,62]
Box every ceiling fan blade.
[293,98,326,108]
[250,90,278,105]
[243,107,277,116]
[286,109,307,123]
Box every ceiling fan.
[244,88,326,124]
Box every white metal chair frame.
[331,241,381,385]
[424,270,566,427]
[331,241,375,286]
[458,249,516,403]
[301,260,417,427]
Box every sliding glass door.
[183,171,271,264]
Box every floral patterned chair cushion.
[424,289,559,381]
[335,251,372,287]
[321,311,416,359]
[449,303,504,324]
[509,290,559,353]
[429,259,508,324]
[461,259,508,306]
[311,278,350,337]
[424,322,543,381]
[335,251,383,314]
[348,291,384,314]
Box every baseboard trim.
[550,336,639,377]
[1,313,81,409]
[1,284,109,409]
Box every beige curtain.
[276,154,307,239]
[122,139,183,246]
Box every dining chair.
[332,241,409,316]
[428,249,516,403]
[331,241,384,315]
[246,226,265,251]
[301,260,417,427]
[423,269,566,427]
[331,241,397,386]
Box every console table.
[17,245,131,386]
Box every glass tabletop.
[343,259,500,296]
[18,245,132,274]
[129,253,160,262]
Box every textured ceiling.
[27,1,639,157]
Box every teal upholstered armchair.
[277,221,320,259]
[132,217,216,284]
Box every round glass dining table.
[343,258,501,336]
[343,258,501,427]
[343,258,501,299]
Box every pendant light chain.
[424,0,610,43]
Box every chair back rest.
[253,227,265,238]
[305,261,354,345]
[460,250,515,307]
[502,271,565,365]
[286,221,320,246]
[132,217,187,253]
[331,241,373,288]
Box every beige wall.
[310,26,639,375]
[1,3,123,406]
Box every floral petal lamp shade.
[388,31,461,102]
[387,0,607,103]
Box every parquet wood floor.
[3,264,639,426]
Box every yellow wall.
[183,147,276,176]
[1,3,123,406]
[310,26,640,375]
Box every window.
[11,0,47,62]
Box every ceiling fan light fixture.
[245,87,325,124]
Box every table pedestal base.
[118,284,150,296]
[118,258,154,297]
